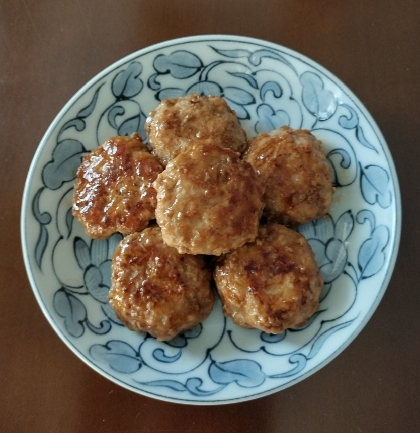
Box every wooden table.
[1,1,418,432]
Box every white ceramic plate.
[21,35,401,404]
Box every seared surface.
[153,140,264,255]
[244,126,334,225]
[214,223,323,333]
[72,133,163,238]
[145,94,247,166]
[108,226,214,341]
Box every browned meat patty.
[145,93,247,166]
[72,133,163,238]
[213,223,323,334]
[243,126,334,225]
[153,140,264,256]
[108,226,214,341]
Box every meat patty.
[213,223,323,334]
[72,133,163,238]
[145,93,247,166]
[243,126,334,225]
[108,226,214,341]
[153,140,265,256]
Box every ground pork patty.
[153,140,265,256]
[108,226,214,341]
[145,93,247,166]
[72,133,163,238]
[243,126,334,225]
[213,223,323,333]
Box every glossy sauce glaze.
[214,223,323,333]
[72,133,163,238]
[108,226,214,341]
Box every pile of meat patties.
[72,94,334,341]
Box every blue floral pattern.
[21,36,400,404]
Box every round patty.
[214,223,323,334]
[145,93,247,166]
[108,226,214,341]
[153,140,264,255]
[72,133,163,238]
[244,126,334,225]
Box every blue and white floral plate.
[21,35,401,404]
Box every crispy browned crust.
[214,223,323,333]
[145,94,247,166]
[153,140,265,255]
[72,133,163,238]
[243,126,334,225]
[108,226,214,341]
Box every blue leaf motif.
[224,87,255,105]
[209,359,265,388]
[147,72,160,91]
[320,239,348,283]
[227,101,249,120]
[35,225,48,269]
[356,209,376,231]
[356,125,375,152]
[74,237,91,271]
[255,104,290,133]
[58,118,85,138]
[307,238,329,268]
[53,289,87,338]
[270,354,307,378]
[300,71,337,121]
[188,80,222,96]
[164,324,203,348]
[307,319,355,359]
[77,85,102,118]
[108,233,123,257]
[249,49,296,73]
[154,51,202,79]
[86,319,111,335]
[99,260,112,287]
[185,378,225,396]
[327,147,352,187]
[65,207,73,238]
[156,88,186,101]
[184,324,202,339]
[338,104,359,129]
[261,331,287,343]
[90,238,108,266]
[153,348,182,363]
[32,188,51,269]
[84,265,109,303]
[105,102,146,138]
[142,379,187,392]
[358,225,389,279]
[108,105,125,129]
[211,47,251,59]
[335,210,354,242]
[339,104,376,152]
[228,71,258,89]
[138,378,224,396]
[165,335,188,348]
[90,341,142,374]
[112,61,143,99]
[260,81,282,101]
[360,164,392,208]
[42,139,85,190]
[118,113,144,137]
[32,188,51,225]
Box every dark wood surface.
[1,1,418,432]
